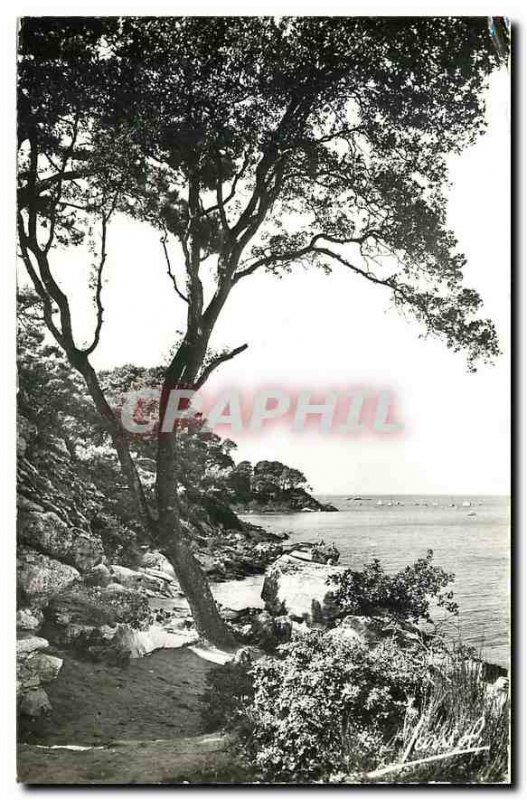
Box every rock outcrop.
[16,404,288,665]
[17,634,63,718]
[261,554,346,623]
[18,510,104,572]
[17,548,80,608]
[42,581,152,655]
[234,486,338,514]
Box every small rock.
[17,496,45,513]
[18,652,63,695]
[328,616,382,647]
[109,564,166,593]
[20,688,52,717]
[311,541,340,564]
[16,636,49,657]
[233,645,263,666]
[251,610,292,649]
[221,608,242,621]
[140,551,177,581]
[195,553,219,575]
[85,563,112,588]
[16,607,43,632]
[26,652,63,684]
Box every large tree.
[17,17,505,647]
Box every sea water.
[245,495,510,667]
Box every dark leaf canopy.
[18,17,505,369]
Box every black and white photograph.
[10,11,512,786]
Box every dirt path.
[17,734,250,784]
[19,647,215,746]
[17,647,250,783]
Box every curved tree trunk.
[78,342,237,650]
[18,156,245,651]
[153,334,238,650]
[155,439,237,650]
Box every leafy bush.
[232,632,508,784]
[329,549,458,624]
[240,631,434,782]
[91,513,143,568]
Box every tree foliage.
[227,459,310,503]
[19,17,503,370]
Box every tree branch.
[83,214,109,356]
[233,231,380,283]
[230,96,310,241]
[214,152,231,236]
[18,210,156,535]
[313,245,437,329]
[18,170,92,210]
[17,215,64,346]
[161,230,189,304]
[194,343,248,389]
[44,114,80,254]
[201,151,250,220]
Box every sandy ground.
[17,647,252,783]
[19,647,215,746]
[17,735,249,784]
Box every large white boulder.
[261,554,347,624]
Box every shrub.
[240,631,434,782]
[329,549,458,624]
[233,632,508,784]
[92,513,143,568]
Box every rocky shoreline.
[17,408,341,723]
[18,537,507,727]
[16,525,291,714]
[18,543,508,784]
[232,490,338,514]
[17,412,506,783]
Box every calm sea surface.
[244,495,510,668]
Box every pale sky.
[19,69,510,496]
